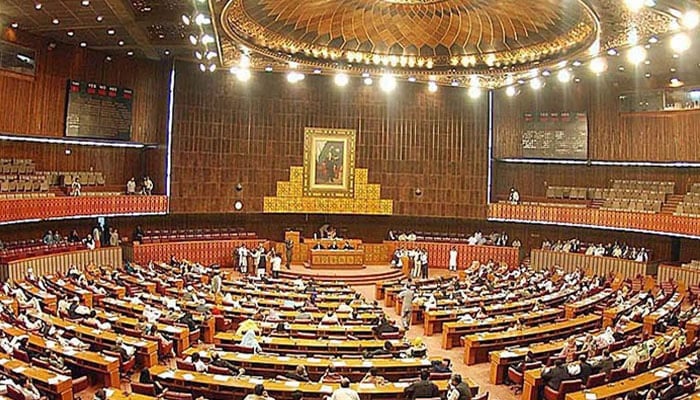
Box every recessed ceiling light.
[645,72,652,78]
[670,67,677,72]
[10,22,18,28]
[127,51,134,56]
[67,31,74,37]
[669,77,684,87]
[79,42,87,48]
[363,77,373,86]
[264,66,273,72]
[574,78,581,83]
[334,73,349,87]
[450,80,459,87]
[607,49,618,56]
[164,49,170,56]
[105,56,112,62]
[81,0,90,6]
[107,29,115,35]
[626,45,646,65]
[96,15,103,22]
[52,18,59,25]
[672,54,680,59]
[648,36,659,44]
[682,10,700,29]
[313,68,321,74]
[428,81,438,93]
[181,14,190,25]
[644,59,650,65]
[158,34,165,39]
[572,60,582,67]
[541,70,551,77]
[407,76,416,82]
[118,40,125,46]
[618,65,625,72]
[34,3,42,10]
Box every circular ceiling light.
[363,77,373,86]
[467,86,481,99]
[624,0,645,12]
[181,14,190,25]
[557,69,572,83]
[427,81,438,93]
[334,72,349,87]
[682,10,700,29]
[52,18,59,25]
[234,201,244,211]
[236,68,251,82]
[379,74,397,92]
[286,71,305,83]
[626,46,646,65]
[670,32,691,53]
[529,77,543,90]
[505,86,518,97]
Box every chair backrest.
[472,393,489,400]
[7,384,24,400]
[558,379,583,395]
[163,391,193,400]
[130,382,156,397]
[607,367,627,382]
[175,359,195,371]
[585,372,606,388]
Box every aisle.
[352,284,518,400]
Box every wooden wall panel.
[0,31,169,144]
[0,141,144,188]
[493,162,700,199]
[170,62,488,218]
[493,80,700,161]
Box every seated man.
[328,241,339,250]
[342,241,354,250]
[312,243,325,250]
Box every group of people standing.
[236,240,294,278]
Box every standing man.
[237,244,249,275]
[271,251,282,279]
[126,178,136,195]
[284,239,294,270]
[210,271,222,295]
[411,250,421,278]
[398,285,415,329]
[448,246,458,272]
[256,244,268,278]
[420,249,429,279]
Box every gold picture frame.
[303,128,356,198]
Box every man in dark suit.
[328,241,339,250]
[595,350,615,374]
[541,359,569,390]
[404,370,439,400]
[578,354,594,384]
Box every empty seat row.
[0,180,50,193]
[601,199,662,213]
[610,179,674,194]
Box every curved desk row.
[384,241,520,268]
[124,239,266,267]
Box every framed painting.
[303,128,356,198]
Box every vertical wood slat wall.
[0,33,169,145]
[170,62,489,218]
[491,81,700,199]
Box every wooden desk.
[257,321,391,340]
[687,315,700,344]
[565,357,690,400]
[488,321,642,384]
[0,353,73,400]
[0,322,121,387]
[31,312,159,367]
[149,365,478,400]
[184,348,437,382]
[602,294,643,327]
[19,282,57,313]
[442,308,564,349]
[214,332,409,356]
[304,239,363,249]
[643,292,684,335]
[307,249,365,269]
[463,314,601,365]
[530,249,651,279]
[564,289,612,319]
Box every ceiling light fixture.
[670,32,691,53]
[205,51,217,60]
[529,78,543,90]
[626,45,646,65]
[118,40,125,46]
[181,14,190,25]
[589,57,608,74]
[428,81,438,93]
[557,69,572,83]
[127,50,134,56]
[81,0,90,6]
[379,74,397,93]
[67,30,74,37]
[199,63,206,72]
[505,86,517,97]
[334,72,349,87]
[363,77,373,86]
[287,71,305,83]
[201,34,214,45]
[208,64,216,72]
[107,29,115,35]
[231,67,251,82]
[188,34,197,45]
[467,86,481,99]
[52,18,59,25]
[96,15,103,22]
[34,3,42,10]
[682,10,700,29]
[79,42,87,47]
[164,49,170,56]
[669,77,684,87]
[194,14,211,25]
[624,0,645,12]
[11,22,18,28]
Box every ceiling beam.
[101,0,159,59]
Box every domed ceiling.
[221,0,597,70]
[213,0,682,87]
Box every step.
[278,268,405,285]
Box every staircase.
[279,267,405,285]
[661,194,684,214]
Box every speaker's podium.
[304,238,366,270]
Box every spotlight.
[164,49,170,56]
[557,69,572,83]
[201,34,214,45]
[334,73,349,87]
[81,0,90,6]
[194,51,202,60]
[669,77,683,87]
[234,68,251,82]
[407,76,416,83]
[287,71,305,83]
[589,57,607,74]
[670,32,691,53]
[572,60,582,67]
[107,29,115,35]
[450,80,459,87]
[52,18,59,25]
[264,66,273,72]
[188,35,197,45]
[626,45,646,64]
[467,86,481,99]
[205,51,217,60]
[648,36,659,44]
[624,0,645,12]
[11,22,18,28]
[127,50,134,56]
[313,68,322,74]
[427,81,438,93]
[79,41,87,48]
[379,74,397,92]
[96,15,103,22]
[181,14,190,25]
[682,10,700,29]
[194,14,211,25]
[118,40,125,46]
[199,63,206,72]
[529,78,543,90]
[363,77,373,86]
[607,49,618,56]
[505,86,517,97]
[67,31,74,37]
[208,64,216,72]
[34,3,42,10]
